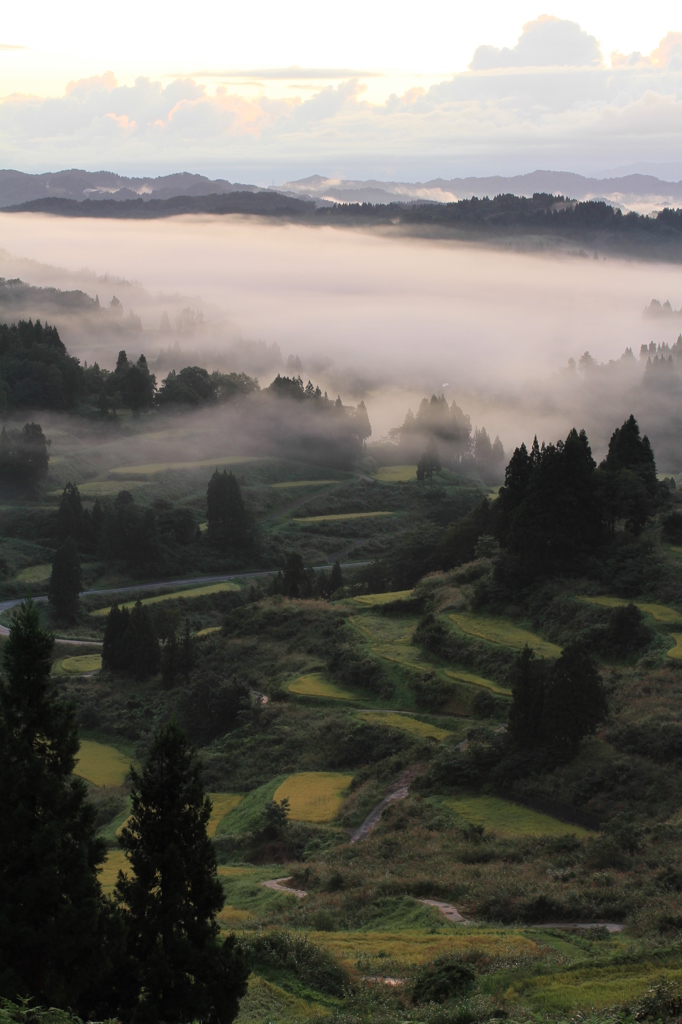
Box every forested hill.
[7,191,682,259]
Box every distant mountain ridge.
[2,167,682,213]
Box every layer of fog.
[1,212,682,464]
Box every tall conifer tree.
[115,723,249,1023]
[0,600,107,1007]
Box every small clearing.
[16,563,52,582]
[374,465,417,482]
[449,612,562,658]
[90,581,241,617]
[273,772,353,823]
[357,711,450,741]
[579,595,682,624]
[437,794,592,837]
[49,479,151,497]
[75,739,132,787]
[288,672,355,700]
[293,511,394,523]
[61,654,102,674]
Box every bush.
[662,511,682,544]
[412,957,476,1005]
[246,931,349,996]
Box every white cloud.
[2,25,682,178]
[470,15,603,70]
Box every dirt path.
[261,876,307,898]
[417,898,469,923]
[349,764,425,844]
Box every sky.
[1,1,682,181]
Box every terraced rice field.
[273,772,353,823]
[374,465,417,482]
[61,654,102,674]
[353,590,413,606]
[49,479,151,497]
[99,849,128,894]
[353,615,507,694]
[288,672,355,700]
[357,711,450,741]
[271,479,340,489]
[579,595,682,624]
[438,794,591,837]
[109,455,261,476]
[667,634,682,660]
[313,928,543,968]
[521,964,682,1013]
[449,613,562,657]
[91,581,241,617]
[293,511,394,523]
[207,794,243,837]
[443,667,511,696]
[75,739,132,787]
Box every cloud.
[2,26,682,178]
[186,67,381,80]
[469,15,603,70]
[0,43,26,50]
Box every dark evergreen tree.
[162,627,179,689]
[602,414,657,495]
[126,601,161,682]
[542,644,608,755]
[47,537,83,622]
[417,439,441,482]
[102,603,131,672]
[55,482,89,544]
[91,497,104,539]
[0,422,50,492]
[330,560,344,593]
[354,400,372,446]
[114,724,249,1024]
[0,600,108,1008]
[508,646,547,748]
[179,619,194,684]
[206,470,250,552]
[282,552,306,598]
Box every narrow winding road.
[0,560,371,644]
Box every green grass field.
[353,590,413,606]
[374,465,417,482]
[216,777,288,836]
[61,654,102,674]
[288,672,355,700]
[207,793,243,837]
[91,581,241,617]
[436,794,591,837]
[109,455,261,477]
[273,772,353,823]
[292,511,394,523]
[270,479,340,489]
[74,739,132,787]
[579,595,682,624]
[667,634,682,660]
[16,563,52,582]
[357,711,450,741]
[449,612,562,657]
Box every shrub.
[412,957,476,1005]
[246,931,349,996]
